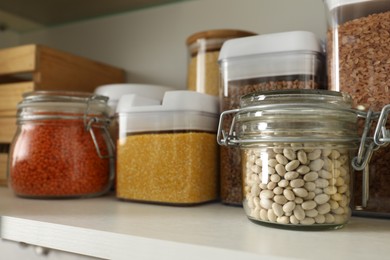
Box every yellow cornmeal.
[116,132,218,204]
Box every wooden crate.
[0,44,126,92]
[0,44,126,185]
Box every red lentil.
[9,118,111,198]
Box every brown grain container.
[218,31,326,205]
[323,0,390,217]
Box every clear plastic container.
[218,89,373,230]
[186,29,256,96]
[116,90,219,205]
[218,31,326,206]
[9,91,115,198]
[324,0,390,217]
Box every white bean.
[277,216,290,224]
[268,209,277,222]
[275,164,286,176]
[272,203,284,217]
[290,179,305,188]
[301,200,317,210]
[293,205,305,221]
[283,148,296,160]
[301,217,315,225]
[317,203,331,214]
[314,193,330,205]
[297,150,308,164]
[293,188,309,198]
[285,171,299,180]
[308,149,321,160]
[260,190,274,199]
[297,165,310,174]
[285,160,300,171]
[309,159,324,171]
[274,195,288,205]
[283,201,296,213]
[283,189,295,201]
[275,154,288,165]
[304,171,318,182]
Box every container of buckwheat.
[324,0,390,217]
[217,89,390,230]
[218,31,326,206]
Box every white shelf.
[0,187,389,260]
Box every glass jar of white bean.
[217,89,390,230]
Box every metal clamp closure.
[351,105,390,171]
[85,117,115,159]
[83,95,115,160]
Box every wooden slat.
[0,153,8,186]
[0,45,37,75]
[36,45,126,92]
[0,117,17,143]
[0,81,35,113]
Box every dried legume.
[243,143,351,227]
[10,119,111,197]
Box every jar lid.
[186,29,256,46]
[17,91,110,120]
[223,89,360,144]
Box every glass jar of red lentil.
[9,91,115,198]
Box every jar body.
[186,29,255,96]
[324,0,390,216]
[8,91,114,198]
[243,143,354,230]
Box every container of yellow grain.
[116,90,219,205]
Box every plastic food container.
[94,84,174,141]
[323,0,390,217]
[217,89,390,230]
[116,90,219,205]
[186,29,256,96]
[218,31,326,205]
[9,91,115,198]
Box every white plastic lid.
[324,0,376,10]
[117,90,219,132]
[324,0,389,24]
[94,83,174,114]
[218,31,322,61]
[117,90,218,114]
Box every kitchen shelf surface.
[0,187,389,260]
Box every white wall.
[18,0,327,90]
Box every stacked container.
[218,31,326,205]
[323,0,390,216]
[115,90,219,205]
[186,29,256,96]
